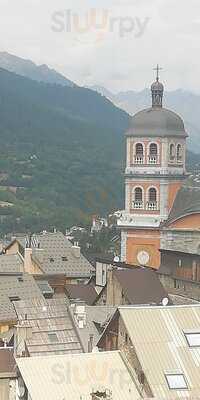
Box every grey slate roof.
[126,107,187,138]
[69,305,115,352]
[165,175,200,225]
[0,254,23,273]
[0,274,43,323]
[14,231,93,277]
[14,298,83,356]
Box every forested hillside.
[0,68,128,234]
[0,69,198,235]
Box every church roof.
[126,68,187,138]
[165,175,200,225]
[126,106,188,138]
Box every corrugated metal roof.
[119,304,200,398]
[14,298,83,356]
[16,351,141,400]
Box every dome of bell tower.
[126,65,188,139]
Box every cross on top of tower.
[153,64,162,82]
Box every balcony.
[148,155,158,165]
[134,155,144,165]
[132,201,143,209]
[146,201,158,211]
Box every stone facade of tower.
[118,75,188,269]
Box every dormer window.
[149,143,158,164]
[135,143,144,164]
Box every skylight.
[165,374,188,390]
[48,333,58,342]
[185,332,200,347]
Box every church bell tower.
[118,66,188,269]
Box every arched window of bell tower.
[135,143,144,164]
[147,187,158,211]
[148,143,158,164]
[177,144,183,162]
[132,186,144,209]
[169,143,175,162]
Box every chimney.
[15,321,33,357]
[24,247,33,274]
[72,243,81,258]
[74,302,86,328]
[88,334,94,353]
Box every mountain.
[0,52,74,87]
[90,86,200,153]
[0,68,128,234]
[0,68,198,235]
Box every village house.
[69,304,115,352]
[4,231,94,283]
[158,247,200,301]
[98,304,200,398]
[0,272,43,334]
[0,348,16,400]
[16,351,142,400]
[94,258,169,306]
[13,297,83,357]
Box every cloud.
[0,0,199,92]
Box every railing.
[134,155,144,164]
[132,201,143,209]
[148,155,158,164]
[146,201,157,211]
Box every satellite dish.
[114,256,120,262]
[162,297,169,307]
[17,377,26,398]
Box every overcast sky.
[0,0,200,92]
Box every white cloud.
[0,0,199,92]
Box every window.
[48,332,58,342]
[147,188,157,210]
[149,143,158,164]
[9,296,21,302]
[169,143,175,161]
[133,187,143,209]
[177,144,182,161]
[165,373,188,390]
[135,143,144,164]
[178,259,182,268]
[185,332,200,347]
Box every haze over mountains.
[0,52,74,87]
[89,86,200,153]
